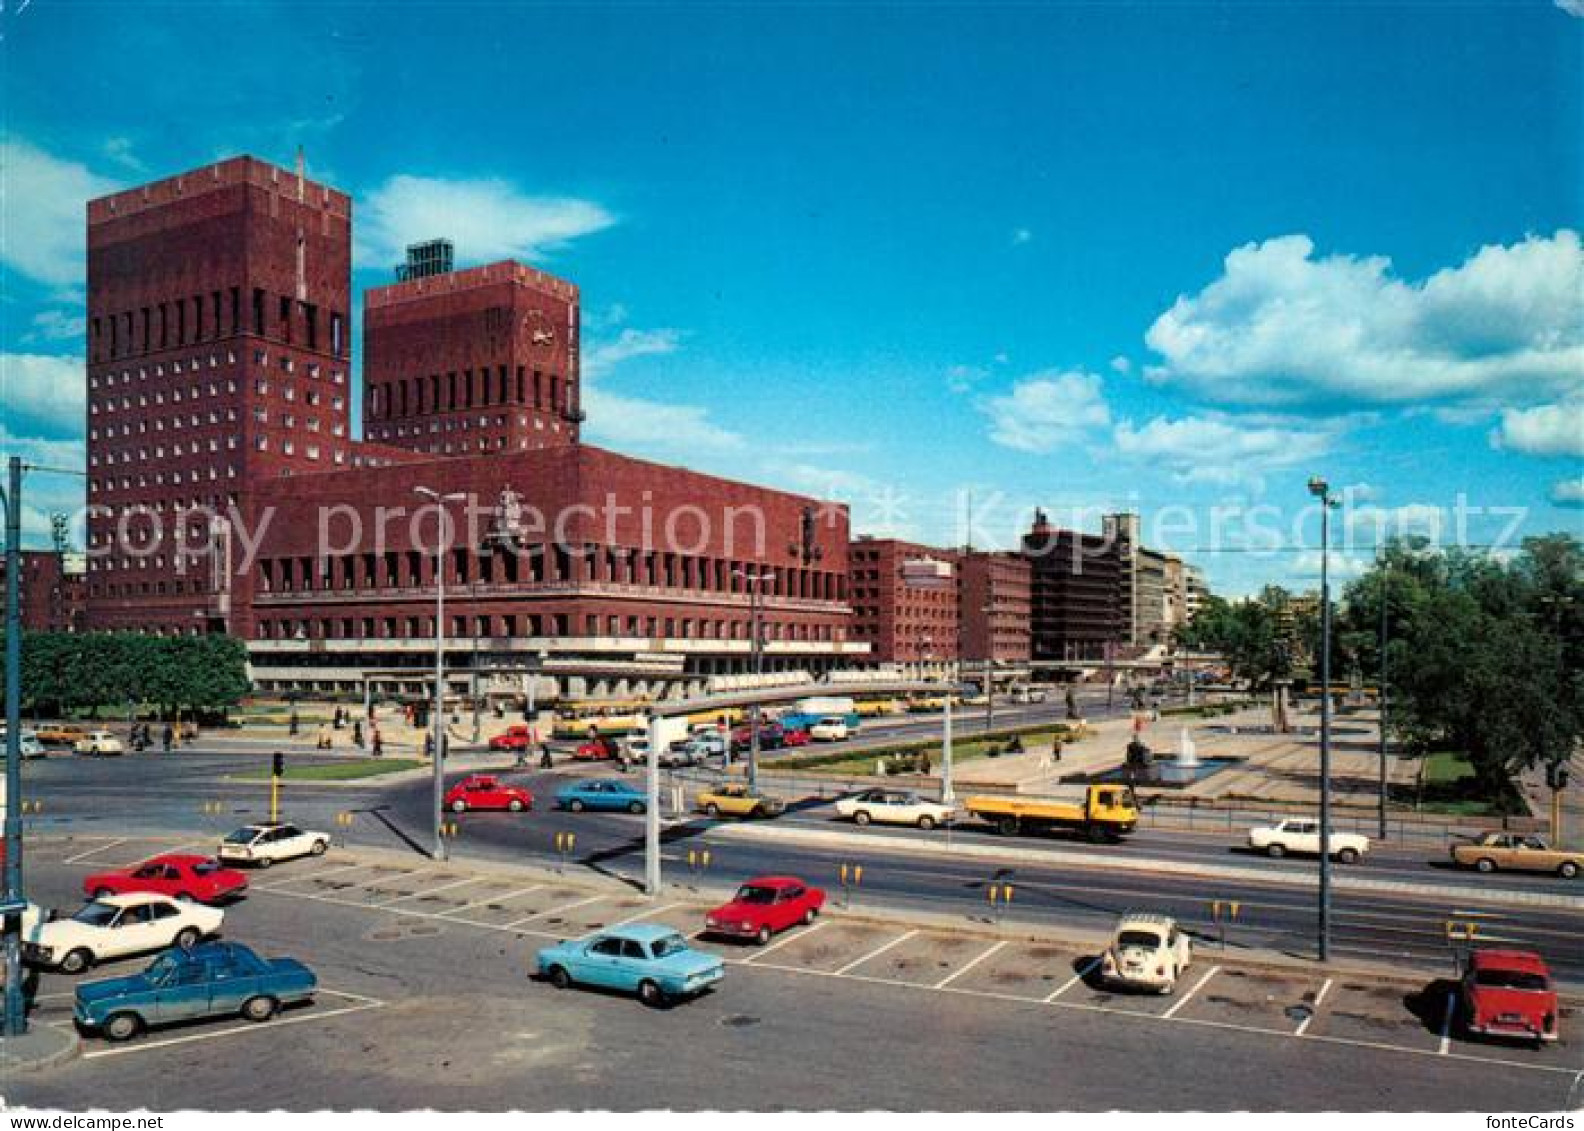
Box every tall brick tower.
[362,257,582,456]
[85,156,354,636]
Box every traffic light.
[272,751,285,778]
[1546,761,1569,790]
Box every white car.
[1,731,47,758]
[1100,912,1193,994]
[218,822,331,868]
[1248,818,1370,863]
[73,730,125,755]
[22,893,223,974]
[835,788,956,830]
[809,717,850,742]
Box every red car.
[84,853,249,904]
[780,728,811,748]
[573,736,619,761]
[488,725,536,751]
[704,875,825,945]
[1459,948,1559,1044]
[444,774,534,813]
[730,723,785,753]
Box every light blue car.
[537,923,724,1006]
[555,778,648,814]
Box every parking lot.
[8,832,1581,1109]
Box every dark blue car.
[555,778,648,813]
[75,941,316,1041]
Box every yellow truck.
[964,785,1139,843]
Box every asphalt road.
[14,749,1583,986]
[8,848,1579,1110]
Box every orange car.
[35,723,88,746]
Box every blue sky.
[3,0,1581,594]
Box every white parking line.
[740,921,826,964]
[1162,965,1220,1019]
[251,862,369,891]
[835,929,919,976]
[81,989,385,1060]
[1437,990,1457,1055]
[254,882,558,941]
[444,884,546,915]
[376,877,480,906]
[934,940,1007,990]
[1046,957,1103,1002]
[1295,977,1333,1037]
[503,894,608,929]
[63,839,128,864]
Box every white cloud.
[1491,398,1584,458]
[1551,477,1584,508]
[101,137,145,173]
[0,139,119,289]
[0,424,88,547]
[581,388,744,455]
[1346,502,1447,543]
[25,309,86,343]
[357,173,615,271]
[982,370,1111,452]
[1011,228,1033,246]
[1109,355,1132,375]
[1557,0,1584,17]
[1144,230,1584,408]
[947,363,987,394]
[582,328,682,380]
[1111,412,1336,488]
[1291,550,1371,581]
[1,353,84,438]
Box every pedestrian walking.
[371,727,384,758]
[352,720,364,749]
[161,723,174,753]
[316,723,332,750]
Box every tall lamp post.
[415,486,467,862]
[733,568,771,791]
[3,458,25,1037]
[1378,553,1390,841]
[1308,476,1337,962]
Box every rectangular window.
[252,289,265,335]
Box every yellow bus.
[551,700,653,739]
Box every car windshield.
[192,860,222,875]
[649,933,688,958]
[735,885,777,904]
[1475,969,1549,991]
[224,829,259,844]
[72,901,120,927]
[146,954,181,983]
[1117,930,1163,949]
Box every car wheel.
[174,927,200,950]
[311,839,329,856]
[996,816,1019,837]
[257,855,274,869]
[802,907,818,925]
[548,965,572,990]
[60,948,94,975]
[1556,860,1579,879]
[628,801,644,815]
[450,799,467,813]
[705,803,721,818]
[1475,857,1496,873]
[853,810,872,826]
[508,799,525,812]
[1265,843,1286,859]
[755,925,773,945]
[918,815,936,831]
[569,799,585,813]
[241,995,278,1023]
[638,979,666,1007]
[1337,847,1360,865]
[104,1012,141,1042]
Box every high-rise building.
[847,538,959,672]
[1022,510,1122,661]
[363,260,582,457]
[958,551,1032,664]
[84,155,372,636]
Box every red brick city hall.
[79,154,1203,702]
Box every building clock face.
[525,309,557,349]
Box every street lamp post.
[3,457,26,1037]
[415,486,467,862]
[1308,475,1336,962]
[733,568,770,791]
[1378,554,1390,842]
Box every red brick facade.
[846,538,960,666]
[363,261,582,456]
[958,551,1032,663]
[1,552,86,633]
